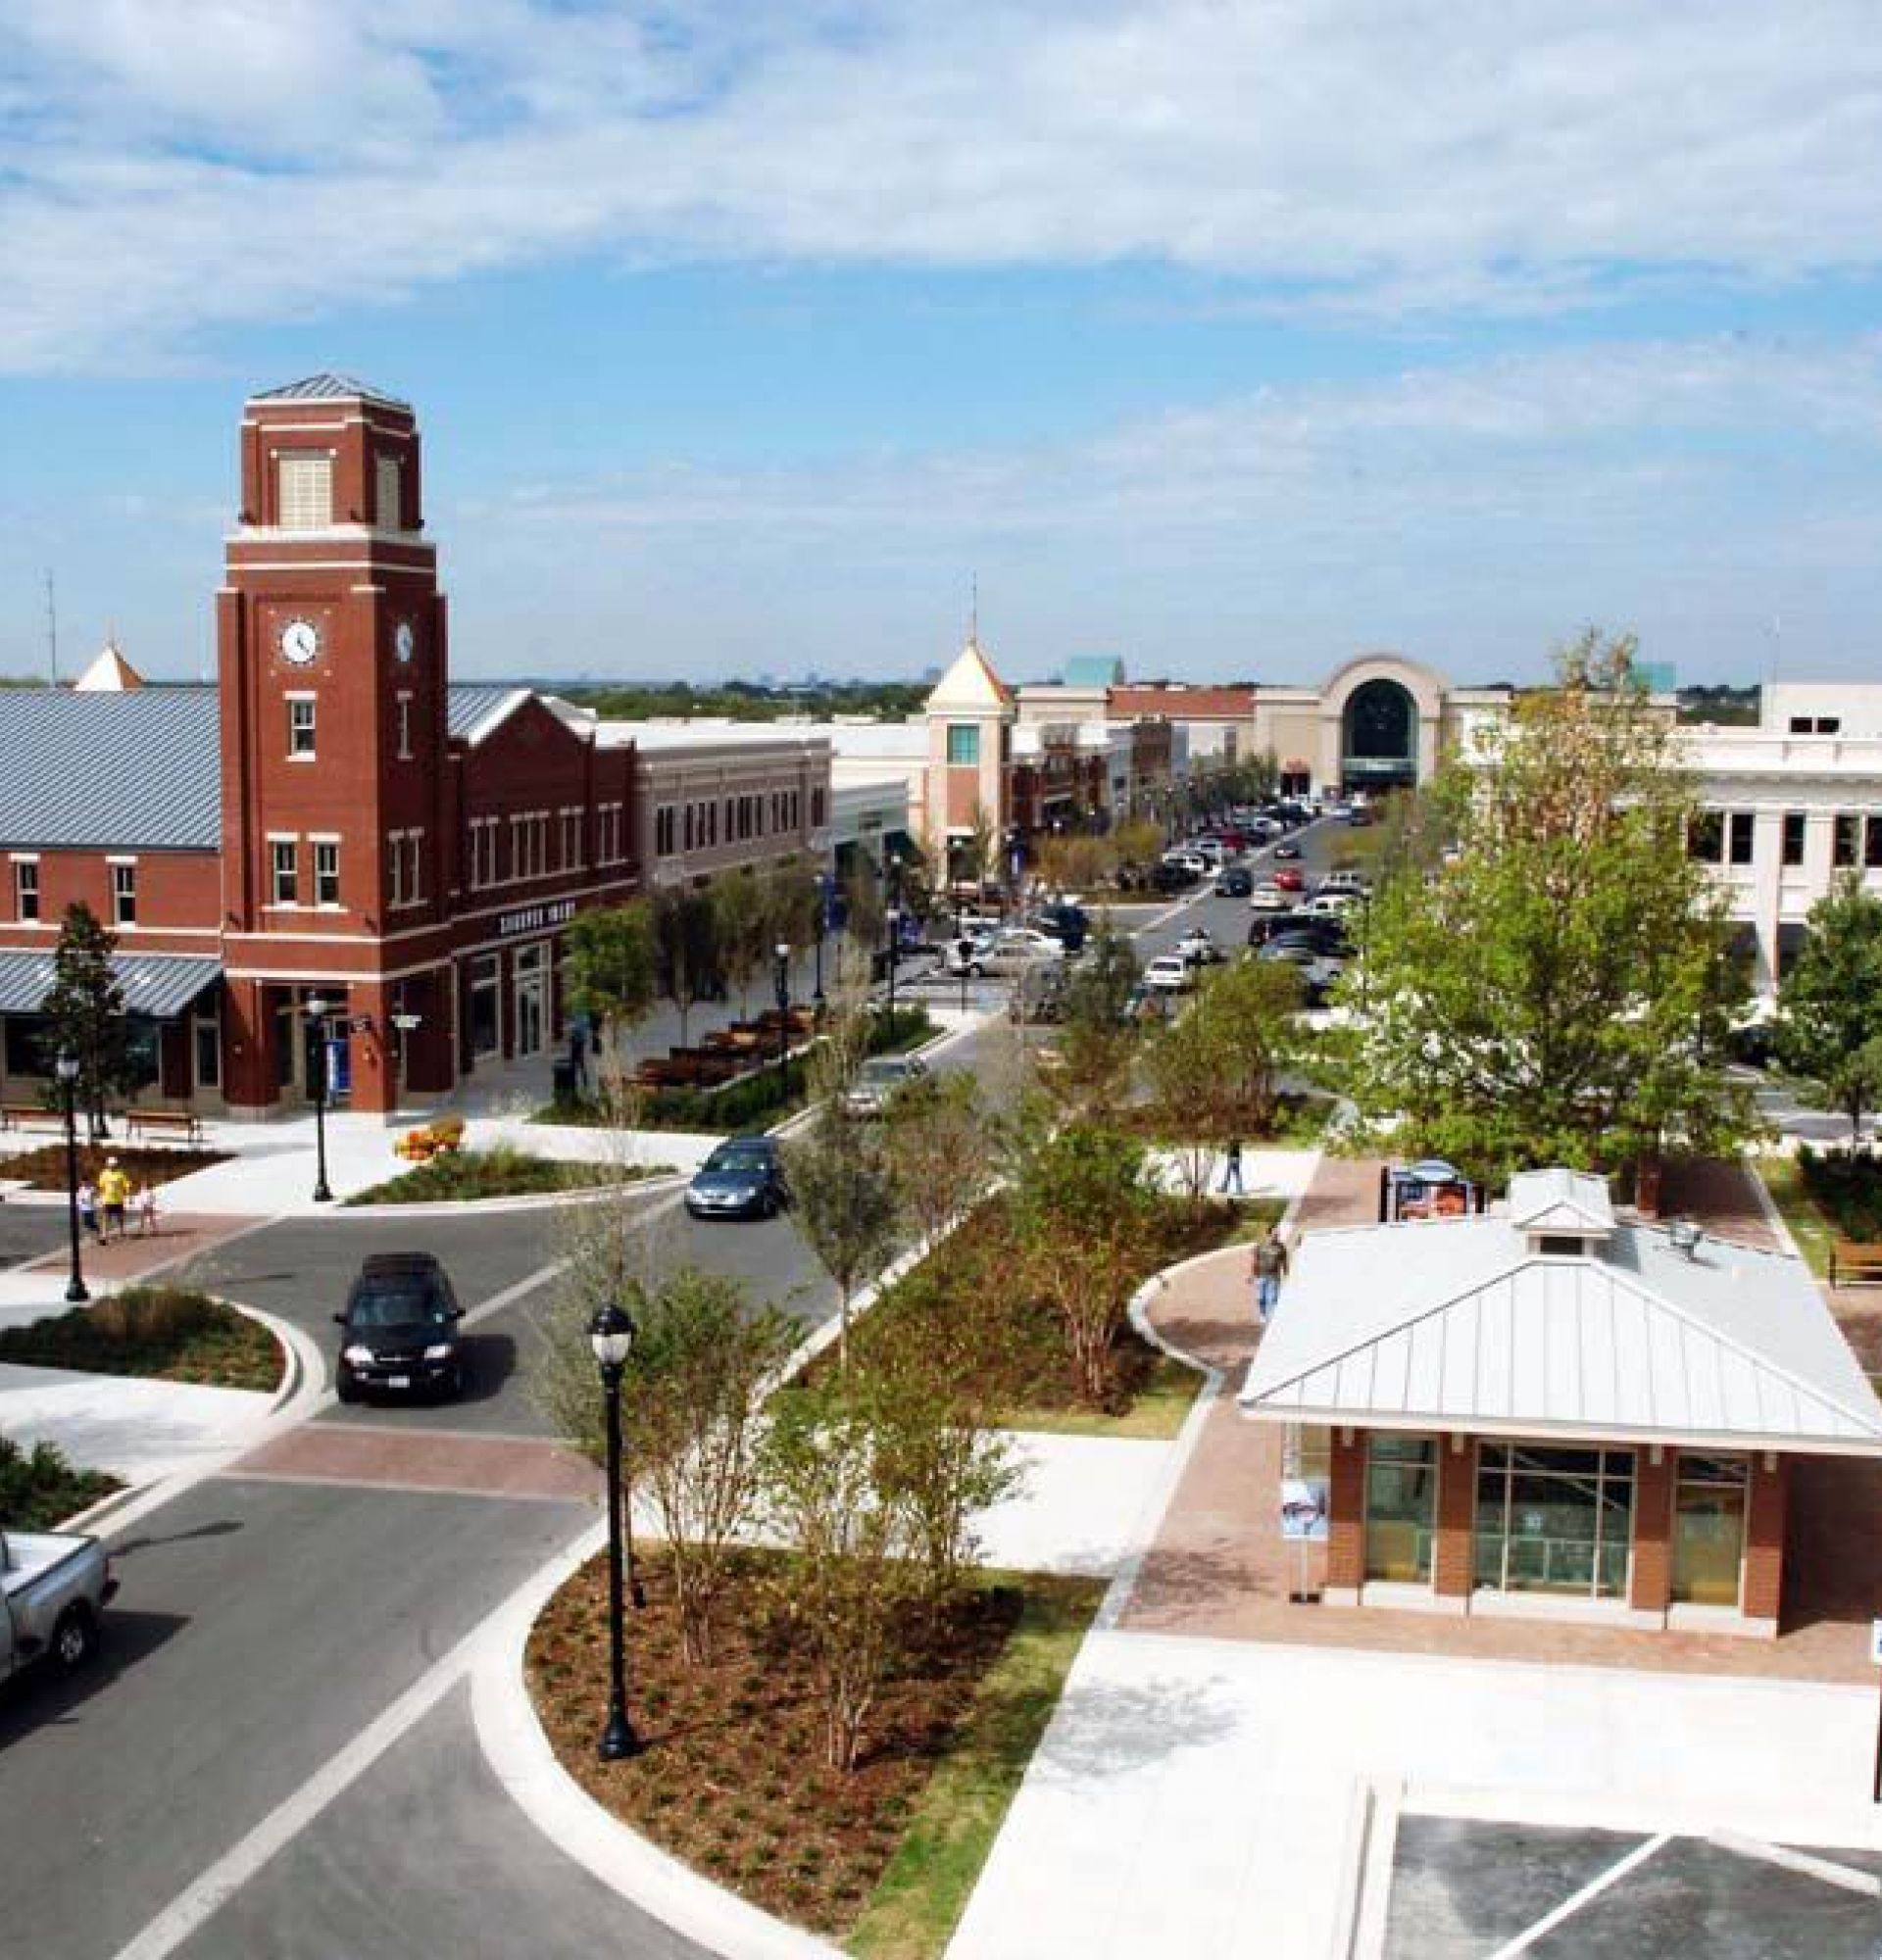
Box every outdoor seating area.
[631,1006,816,1092]
[1828,1239,1882,1287]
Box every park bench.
[0,1103,66,1135]
[124,1107,205,1146]
[1829,1239,1882,1287]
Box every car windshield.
[708,1144,770,1172]
[860,1059,907,1084]
[350,1286,447,1328]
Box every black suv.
[334,1252,467,1403]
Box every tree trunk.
[1634,1152,1663,1219]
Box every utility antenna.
[44,569,58,686]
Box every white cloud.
[6,1,1882,369]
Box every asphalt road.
[0,845,1317,1958]
[0,1198,74,1269]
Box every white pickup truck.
[1,1525,118,1679]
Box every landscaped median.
[346,1142,673,1206]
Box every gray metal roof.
[0,689,221,850]
[1240,1197,1882,1454]
[0,951,221,1018]
[446,684,530,744]
[250,373,410,407]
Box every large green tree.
[563,901,657,1059]
[1339,631,1753,1184]
[1775,872,1882,1144]
[651,885,719,1049]
[40,902,134,1137]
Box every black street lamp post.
[589,1299,641,1762]
[772,941,791,1096]
[57,1051,87,1304]
[305,996,333,1204]
[812,873,827,1016]
[884,905,902,1030]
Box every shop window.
[315,840,340,907]
[1672,1454,1748,1607]
[1474,1444,1635,1599]
[271,839,299,906]
[275,452,332,530]
[111,859,138,926]
[4,1013,50,1075]
[194,1010,221,1089]
[1781,811,1806,867]
[1835,814,1859,867]
[1363,1434,1437,1584]
[1866,816,1882,870]
[947,724,980,767]
[1687,811,1723,863]
[1727,812,1754,866]
[14,858,38,922]
[287,697,317,758]
[469,954,501,1059]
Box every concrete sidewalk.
[0,1360,275,1485]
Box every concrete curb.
[470,1522,845,1960]
[332,1170,688,1220]
[1326,1776,1401,1960]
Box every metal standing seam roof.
[1239,1209,1882,1455]
[0,950,222,1018]
[445,684,532,745]
[0,689,221,850]
[249,372,410,407]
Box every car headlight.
[422,1343,455,1361]
[342,1344,373,1365]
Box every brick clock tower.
[216,374,456,1117]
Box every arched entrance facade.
[1317,655,1447,795]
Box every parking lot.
[1384,1815,1882,1958]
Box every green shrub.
[1797,1146,1882,1241]
[0,1434,120,1530]
[0,1285,282,1393]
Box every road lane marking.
[1708,1830,1882,1897]
[108,1509,597,1960]
[1485,1833,1669,1959]
[229,1468,591,1505]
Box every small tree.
[783,1026,901,1370]
[881,1070,992,1252]
[963,801,999,902]
[763,859,820,961]
[652,885,719,1048]
[760,1378,919,1773]
[711,872,768,1019]
[1051,928,1142,1115]
[841,858,885,976]
[40,902,132,1138]
[1776,872,1882,1145]
[1008,1122,1158,1405]
[564,901,657,1081]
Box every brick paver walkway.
[1121,1153,1882,1685]
[230,1422,602,1504]
[18,1212,266,1287]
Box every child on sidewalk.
[135,1182,160,1238]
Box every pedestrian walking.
[76,1178,101,1244]
[1251,1225,1289,1323]
[1218,1138,1244,1196]
[97,1155,130,1242]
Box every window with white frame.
[111,859,137,926]
[287,695,317,758]
[396,693,413,760]
[271,838,299,906]
[387,832,406,907]
[375,453,403,529]
[314,839,340,907]
[275,452,332,530]
[13,858,38,923]
[406,830,423,904]
[562,807,582,870]
[655,805,675,857]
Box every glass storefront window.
[1475,1444,1635,1599]
[1672,1454,1749,1607]
[1363,1434,1437,1584]
[469,954,501,1060]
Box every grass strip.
[1755,1153,1834,1278]
[846,1573,1105,1960]
[999,1352,1201,1441]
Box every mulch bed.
[528,1546,1036,1939]
[0,1289,284,1393]
[0,1142,228,1192]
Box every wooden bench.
[1829,1239,1882,1287]
[0,1103,66,1134]
[124,1107,206,1146]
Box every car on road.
[1315,870,1370,898]
[1177,926,1227,968]
[1297,893,1360,918]
[334,1250,468,1403]
[2,1526,118,1683]
[1029,902,1090,953]
[1213,865,1254,898]
[1258,943,1345,1004]
[685,1136,790,1219]
[945,927,1065,978]
[1272,866,1306,892]
[1151,858,1201,893]
[1248,880,1291,911]
[1272,841,1303,860]
[1255,918,1351,956]
[1142,954,1196,993]
[843,1053,930,1116]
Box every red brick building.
[0,376,643,1117]
[1240,1169,1882,1637]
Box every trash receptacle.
[551,1060,576,1104]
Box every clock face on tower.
[278,617,322,665]
[394,620,415,665]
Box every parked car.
[1297,893,1360,918]
[334,1251,467,1403]
[1151,859,1201,893]
[843,1053,930,1116]
[1177,926,1227,968]
[1315,870,1370,898]
[1249,880,1291,912]
[1260,944,1346,1004]
[1164,850,1212,879]
[1272,841,1303,860]
[1214,865,1254,898]
[685,1136,790,1219]
[1141,954,1196,993]
[1257,919,1352,956]
[1347,808,1374,827]
[1030,902,1090,953]
[1272,866,1306,892]
[1,1526,118,1683]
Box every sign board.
[1870,1617,1882,1667]
[497,897,575,939]
[348,1014,374,1035]
[1280,1476,1328,1544]
[325,1036,351,1100]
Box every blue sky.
[4,2,1882,686]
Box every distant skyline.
[5,4,1882,686]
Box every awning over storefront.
[0,951,222,1018]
